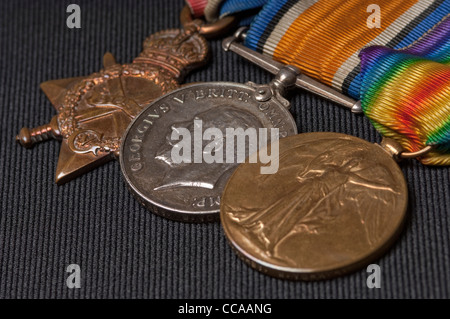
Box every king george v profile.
[153,105,264,191]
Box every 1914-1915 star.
[16,28,208,184]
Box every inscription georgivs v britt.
[120,82,298,222]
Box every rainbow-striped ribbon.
[360,15,450,165]
[242,0,449,165]
[244,0,450,99]
[189,0,450,164]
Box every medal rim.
[220,132,409,280]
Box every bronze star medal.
[16,27,208,184]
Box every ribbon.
[185,0,450,164]
[242,0,449,164]
[360,15,450,165]
[204,0,224,22]
[185,0,209,18]
[245,0,450,99]
[186,0,267,22]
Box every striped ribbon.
[185,0,209,18]
[360,15,450,165]
[186,0,266,22]
[185,0,449,164]
[243,0,449,165]
[245,0,450,99]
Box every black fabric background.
[0,0,449,299]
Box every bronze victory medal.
[16,28,208,184]
[120,82,298,222]
[221,132,408,280]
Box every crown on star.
[134,29,209,78]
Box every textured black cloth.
[0,0,449,299]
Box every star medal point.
[17,22,209,184]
